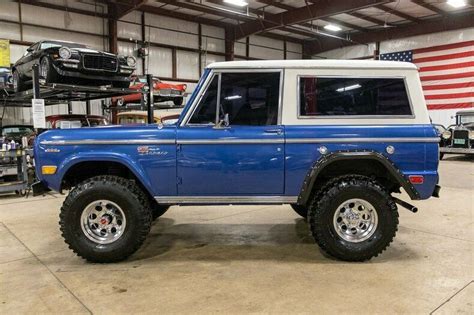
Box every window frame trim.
[296,75,416,119]
[181,68,284,127]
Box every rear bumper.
[440,147,474,154]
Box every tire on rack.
[13,69,27,93]
[113,81,131,89]
[173,97,183,106]
[308,175,399,262]
[39,57,58,84]
[151,204,170,220]
[59,175,153,263]
[290,204,308,219]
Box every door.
[177,71,284,196]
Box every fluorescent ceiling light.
[324,24,342,32]
[223,0,248,7]
[447,0,466,8]
[224,95,242,100]
[336,84,361,92]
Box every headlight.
[126,56,136,67]
[442,131,451,140]
[469,131,474,140]
[58,47,71,59]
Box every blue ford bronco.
[34,60,440,263]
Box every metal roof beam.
[234,0,390,39]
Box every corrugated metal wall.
[0,0,302,125]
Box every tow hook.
[392,197,418,213]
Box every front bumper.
[52,63,130,83]
[440,147,474,154]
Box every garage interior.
[0,0,473,314]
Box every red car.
[112,76,187,107]
[46,115,109,129]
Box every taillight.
[409,175,424,184]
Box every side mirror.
[214,113,230,129]
[27,47,34,52]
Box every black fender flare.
[297,151,420,205]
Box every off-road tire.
[59,175,152,263]
[152,204,170,220]
[308,175,399,262]
[290,204,308,219]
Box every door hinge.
[177,176,182,185]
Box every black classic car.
[12,40,136,92]
[439,110,474,158]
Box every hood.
[71,47,116,56]
[36,124,176,146]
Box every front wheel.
[308,175,399,261]
[59,176,152,263]
[40,57,58,84]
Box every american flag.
[380,41,474,111]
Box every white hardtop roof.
[207,59,418,70]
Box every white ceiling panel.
[356,7,405,24]
[331,13,378,28]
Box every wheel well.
[309,159,402,200]
[62,161,154,202]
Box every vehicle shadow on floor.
[441,154,474,162]
[131,218,417,264]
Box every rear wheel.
[60,175,152,263]
[308,175,398,261]
[152,204,170,220]
[13,70,26,93]
[173,97,183,106]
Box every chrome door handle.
[264,129,283,135]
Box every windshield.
[459,115,474,125]
[2,126,34,136]
[54,118,107,129]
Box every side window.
[189,76,218,125]
[299,77,412,116]
[220,72,280,126]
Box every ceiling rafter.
[233,0,391,39]
[375,4,421,23]
[410,0,446,15]
[306,10,474,55]
[349,11,387,26]
[112,0,148,19]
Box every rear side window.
[299,77,412,117]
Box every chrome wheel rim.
[333,198,378,243]
[80,200,126,244]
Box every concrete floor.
[0,155,473,314]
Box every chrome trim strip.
[155,196,298,204]
[177,139,285,145]
[57,59,80,63]
[285,137,440,143]
[40,139,175,145]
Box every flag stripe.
[426,97,474,105]
[414,50,474,63]
[414,40,474,54]
[420,71,474,81]
[422,82,473,90]
[419,61,474,73]
[425,92,474,100]
[427,103,473,110]
[415,46,474,60]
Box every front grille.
[452,129,469,148]
[83,54,118,72]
